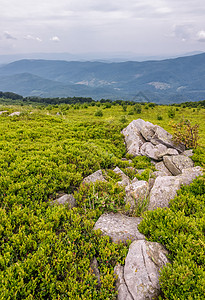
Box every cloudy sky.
[1,0,205,58]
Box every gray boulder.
[113,167,131,187]
[9,111,21,116]
[157,148,179,159]
[154,161,172,176]
[82,170,106,184]
[51,193,76,208]
[90,257,101,288]
[121,119,147,156]
[151,126,185,153]
[93,213,145,243]
[163,155,194,176]
[140,142,167,161]
[114,264,133,300]
[179,166,203,185]
[140,123,157,141]
[148,176,181,210]
[121,240,170,300]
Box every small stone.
[82,170,106,184]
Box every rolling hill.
[0,53,205,103]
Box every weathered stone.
[0,111,8,115]
[93,213,145,243]
[114,264,133,300]
[140,142,167,161]
[148,176,181,210]
[51,194,76,208]
[179,166,203,185]
[82,170,106,184]
[151,126,185,153]
[121,119,147,156]
[113,167,131,187]
[182,149,194,157]
[123,240,170,300]
[125,180,149,211]
[157,148,179,159]
[90,257,101,288]
[163,155,194,176]
[140,123,157,141]
[154,161,172,176]
[9,111,21,116]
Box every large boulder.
[114,264,133,300]
[116,240,170,300]
[93,213,145,243]
[179,166,203,185]
[163,155,194,176]
[154,161,172,176]
[148,176,181,210]
[82,170,106,184]
[121,119,147,156]
[140,142,167,161]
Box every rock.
[90,257,101,288]
[123,240,170,300]
[125,180,149,211]
[9,111,21,116]
[163,155,194,176]
[51,194,76,208]
[113,167,131,187]
[140,142,167,161]
[121,119,147,156]
[140,123,157,141]
[154,161,172,176]
[182,149,194,157]
[93,213,145,243]
[82,170,106,184]
[0,111,8,115]
[114,264,133,300]
[151,126,185,153]
[148,176,181,210]
[157,148,179,159]
[179,166,203,185]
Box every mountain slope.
[0,53,205,103]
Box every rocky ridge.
[51,119,203,300]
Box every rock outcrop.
[51,193,76,208]
[94,213,145,243]
[82,170,106,184]
[115,240,170,300]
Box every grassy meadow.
[0,101,204,299]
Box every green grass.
[0,102,204,299]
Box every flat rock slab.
[179,166,203,185]
[140,142,167,161]
[148,176,181,210]
[82,170,106,184]
[163,155,194,175]
[93,213,145,243]
[123,240,170,300]
[114,264,133,300]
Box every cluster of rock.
[50,119,203,299]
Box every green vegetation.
[0,100,204,299]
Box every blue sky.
[1,0,205,58]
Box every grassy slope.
[0,103,204,299]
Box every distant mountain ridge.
[0,53,205,103]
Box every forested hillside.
[1,53,205,102]
[0,101,204,299]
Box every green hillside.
[0,102,204,299]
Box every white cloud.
[50,36,60,42]
[197,30,205,42]
[24,35,42,42]
[4,31,17,40]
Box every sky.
[1,0,205,59]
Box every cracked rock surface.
[93,213,145,243]
[115,240,170,300]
